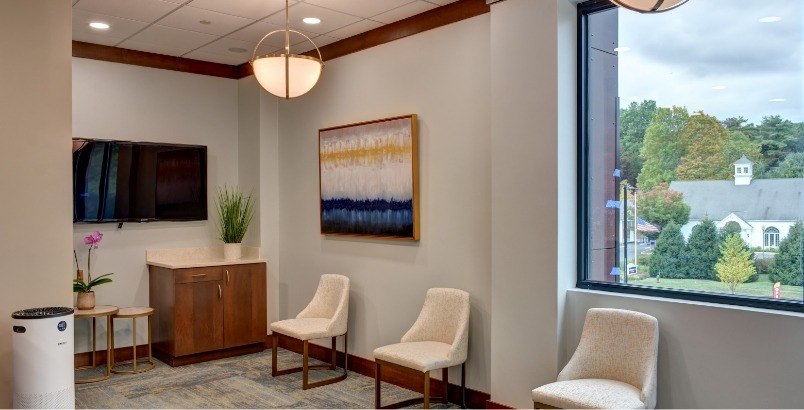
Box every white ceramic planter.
[223,243,242,260]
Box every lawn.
[629,274,803,301]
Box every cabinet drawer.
[175,267,222,284]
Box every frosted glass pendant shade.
[610,0,688,13]
[252,53,323,99]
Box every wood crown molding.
[72,41,240,79]
[72,0,490,80]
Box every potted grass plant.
[216,186,255,260]
[73,231,114,310]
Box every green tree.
[723,116,750,131]
[792,122,804,152]
[723,116,759,141]
[718,221,742,241]
[766,152,804,179]
[715,222,757,282]
[620,100,658,184]
[754,115,800,169]
[722,131,765,176]
[676,113,731,180]
[715,234,757,294]
[637,183,690,228]
[649,222,688,279]
[637,106,689,190]
[686,218,719,280]
[769,221,803,286]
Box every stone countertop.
[146,246,266,269]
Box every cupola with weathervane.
[733,155,753,186]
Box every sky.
[615,0,803,123]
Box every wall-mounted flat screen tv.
[73,139,208,223]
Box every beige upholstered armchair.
[532,308,659,409]
[270,274,350,390]
[373,288,470,409]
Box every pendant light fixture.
[610,0,689,13]
[250,0,324,99]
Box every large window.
[578,0,803,312]
[765,227,780,248]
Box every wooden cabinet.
[222,264,267,347]
[149,262,266,366]
[175,279,224,356]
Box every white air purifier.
[12,307,75,409]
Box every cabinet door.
[222,263,267,347]
[175,280,224,355]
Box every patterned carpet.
[75,349,454,408]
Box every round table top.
[74,305,119,317]
[115,307,155,318]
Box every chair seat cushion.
[532,378,645,409]
[270,318,335,341]
[373,341,460,372]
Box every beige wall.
[71,58,240,352]
[237,76,281,327]
[273,15,492,392]
[489,0,577,407]
[0,0,73,405]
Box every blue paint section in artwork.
[321,198,412,212]
[321,199,414,237]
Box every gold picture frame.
[319,114,419,240]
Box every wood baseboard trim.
[486,399,516,409]
[74,344,150,368]
[268,333,490,409]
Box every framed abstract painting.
[319,114,419,240]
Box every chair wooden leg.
[375,361,382,409]
[442,368,449,404]
[344,332,348,372]
[461,362,466,409]
[271,333,278,377]
[330,336,337,370]
[423,371,430,409]
[302,340,310,389]
[273,332,348,389]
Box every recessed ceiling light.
[759,16,781,23]
[711,85,727,90]
[199,20,212,25]
[89,22,110,30]
[613,46,630,52]
[228,47,247,53]
[769,98,786,102]
[302,17,321,25]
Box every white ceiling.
[72,0,459,65]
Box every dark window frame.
[576,0,803,313]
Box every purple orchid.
[84,231,103,249]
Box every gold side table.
[74,305,119,384]
[111,307,155,374]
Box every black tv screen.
[73,139,207,222]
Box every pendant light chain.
[284,0,290,98]
[284,0,290,54]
